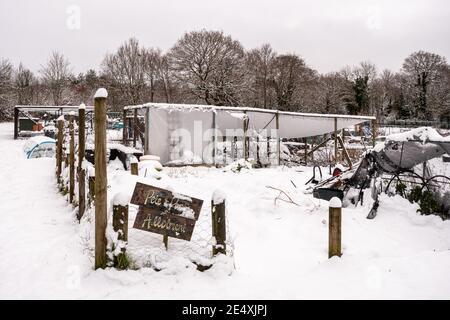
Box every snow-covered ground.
[1,122,450,299]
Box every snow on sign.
[130,182,203,241]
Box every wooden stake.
[88,176,95,206]
[122,109,128,146]
[78,107,86,220]
[223,135,227,165]
[337,136,353,169]
[133,108,138,147]
[69,114,75,204]
[130,162,138,176]
[328,197,342,258]
[212,111,216,165]
[212,196,227,256]
[56,119,64,182]
[243,112,248,161]
[371,119,377,148]
[13,107,19,140]
[94,93,108,269]
[144,108,150,155]
[276,112,280,165]
[163,234,168,250]
[334,117,338,165]
[304,137,307,165]
[112,204,128,268]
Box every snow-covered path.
[0,123,90,298]
[1,122,450,299]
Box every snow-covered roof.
[386,127,450,143]
[124,102,376,121]
[15,105,94,112]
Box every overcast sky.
[1,0,449,74]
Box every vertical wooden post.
[94,90,108,269]
[14,107,19,140]
[233,136,237,160]
[256,135,260,164]
[69,113,75,204]
[133,108,138,148]
[267,133,271,164]
[78,107,86,220]
[122,109,128,146]
[243,112,248,161]
[163,234,168,250]
[211,192,227,256]
[328,197,342,258]
[212,111,216,165]
[371,119,377,148]
[223,135,227,165]
[304,137,308,165]
[334,117,338,165]
[88,175,95,206]
[130,161,138,176]
[144,108,150,155]
[56,119,64,181]
[113,204,129,269]
[276,112,280,165]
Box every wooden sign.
[130,182,203,241]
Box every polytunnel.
[23,136,56,159]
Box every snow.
[79,103,86,110]
[112,192,131,206]
[329,197,342,208]
[1,122,450,299]
[94,88,108,99]
[212,189,226,205]
[140,155,161,161]
[387,127,450,143]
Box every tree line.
[1,29,449,122]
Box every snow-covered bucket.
[23,136,56,159]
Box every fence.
[380,119,450,130]
[54,91,233,271]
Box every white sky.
[1,0,449,74]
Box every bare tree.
[15,63,35,105]
[246,44,276,108]
[270,53,317,111]
[0,59,14,120]
[402,51,448,120]
[169,30,246,106]
[102,38,146,105]
[40,52,71,105]
[156,54,173,103]
[142,48,162,102]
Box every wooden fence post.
[77,106,86,220]
[371,119,377,148]
[88,175,95,206]
[133,108,138,147]
[56,118,64,182]
[328,197,342,258]
[334,117,338,165]
[243,112,248,161]
[211,191,227,256]
[113,203,129,269]
[69,113,75,204]
[130,160,138,176]
[94,89,108,269]
[122,109,128,146]
[276,112,280,165]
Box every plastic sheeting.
[23,136,56,159]
[128,103,374,165]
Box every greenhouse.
[124,103,376,165]
[23,136,56,159]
